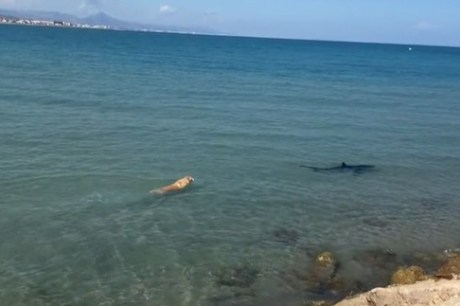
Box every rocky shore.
[335,277,460,306]
[330,250,460,306]
[207,227,460,306]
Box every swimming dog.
[150,176,195,195]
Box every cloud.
[77,0,110,16]
[0,0,17,8]
[414,21,439,31]
[79,0,99,11]
[204,10,218,17]
[159,4,175,14]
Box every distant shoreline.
[0,15,110,30]
[0,22,111,31]
[1,19,459,49]
[0,19,210,36]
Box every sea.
[1,25,460,305]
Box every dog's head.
[184,176,195,183]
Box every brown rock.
[391,266,428,285]
[313,251,338,282]
[352,248,399,275]
[316,252,336,267]
[334,277,460,306]
[399,250,445,274]
[437,254,460,277]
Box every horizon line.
[1,7,459,49]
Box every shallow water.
[1,25,460,305]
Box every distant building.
[0,15,101,30]
[53,21,71,27]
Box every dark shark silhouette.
[300,162,375,174]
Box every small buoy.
[408,47,412,51]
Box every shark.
[300,162,375,174]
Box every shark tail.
[299,165,318,171]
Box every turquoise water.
[1,25,460,305]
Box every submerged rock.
[352,248,398,269]
[352,249,397,277]
[311,251,349,298]
[282,250,345,304]
[361,217,389,228]
[419,198,442,211]
[329,248,398,292]
[443,248,460,257]
[436,254,460,277]
[402,250,444,273]
[313,252,339,284]
[207,286,256,306]
[214,264,259,288]
[316,252,337,268]
[391,266,428,285]
[272,228,299,245]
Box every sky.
[1,0,460,46]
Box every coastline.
[335,277,460,306]
[0,16,110,30]
[299,249,460,306]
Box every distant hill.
[0,9,215,34]
[79,12,214,33]
[79,12,137,29]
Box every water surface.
[1,25,460,305]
